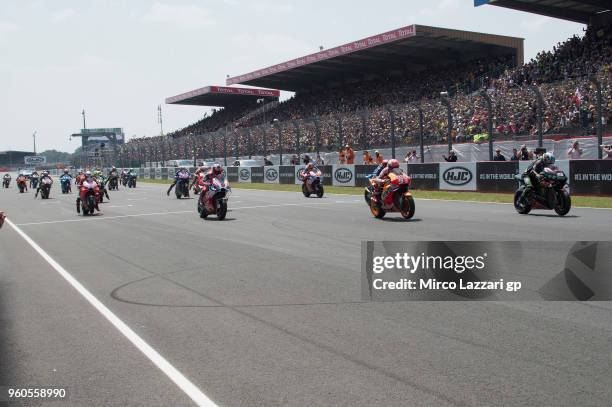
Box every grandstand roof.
[226,24,524,92]
[165,86,280,107]
[475,0,611,25]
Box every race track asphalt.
[1,179,611,406]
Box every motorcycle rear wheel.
[554,191,571,216]
[400,195,416,219]
[513,190,531,214]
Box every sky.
[0,0,584,153]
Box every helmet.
[63,169,69,173]
[42,170,49,175]
[306,162,315,171]
[111,166,116,170]
[387,159,400,169]
[381,160,388,167]
[85,171,92,177]
[543,152,555,165]
[212,163,223,175]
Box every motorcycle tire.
[217,201,227,220]
[316,184,324,198]
[198,200,208,219]
[370,199,386,219]
[400,195,416,219]
[513,190,532,215]
[554,191,571,216]
[364,188,371,206]
[99,194,104,203]
[302,183,311,197]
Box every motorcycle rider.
[16,171,28,192]
[197,164,225,196]
[34,170,53,198]
[75,170,86,188]
[373,159,404,202]
[190,165,209,192]
[93,170,110,200]
[60,169,73,192]
[2,173,11,188]
[521,152,556,207]
[108,166,119,189]
[80,170,100,212]
[370,159,388,178]
[29,170,40,188]
[167,167,190,196]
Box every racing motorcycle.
[107,173,119,191]
[30,174,40,189]
[76,182,100,216]
[175,172,190,199]
[2,176,10,189]
[197,176,230,220]
[121,173,129,187]
[97,177,108,203]
[39,177,52,199]
[368,172,415,219]
[127,173,137,188]
[60,174,72,194]
[514,166,571,216]
[298,168,324,198]
[16,175,28,193]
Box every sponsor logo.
[334,167,353,183]
[24,156,46,164]
[265,168,278,181]
[239,168,250,180]
[443,167,473,186]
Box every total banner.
[320,165,333,186]
[362,241,612,301]
[332,165,355,187]
[294,165,306,185]
[264,166,280,184]
[143,168,150,179]
[406,163,439,190]
[226,166,238,183]
[238,167,251,183]
[355,165,377,187]
[476,161,519,193]
[279,165,296,184]
[570,160,612,196]
[438,162,477,191]
[250,166,264,183]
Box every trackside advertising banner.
[362,241,612,301]
[294,165,306,185]
[161,168,169,180]
[226,166,238,183]
[355,165,376,187]
[320,165,333,186]
[250,166,264,183]
[155,167,162,180]
[439,162,477,191]
[476,161,519,193]
[570,160,612,196]
[332,165,356,187]
[143,168,150,179]
[406,163,439,190]
[238,167,252,183]
[279,166,296,184]
[264,166,280,184]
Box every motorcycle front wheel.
[316,184,324,198]
[554,191,571,216]
[400,195,415,219]
[302,183,311,197]
[369,199,386,219]
[217,201,227,220]
[513,190,531,214]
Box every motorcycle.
[97,177,109,203]
[298,169,324,198]
[2,177,10,189]
[39,177,52,199]
[60,175,72,194]
[175,172,190,199]
[16,175,27,193]
[76,183,100,216]
[127,174,137,188]
[121,173,129,187]
[368,172,415,219]
[514,166,571,216]
[108,174,119,191]
[30,175,39,189]
[197,176,230,220]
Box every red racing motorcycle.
[197,175,231,220]
[298,168,324,198]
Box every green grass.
[140,179,612,208]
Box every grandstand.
[120,15,610,166]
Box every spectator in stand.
[519,145,532,160]
[290,155,299,165]
[510,148,520,161]
[493,148,506,161]
[567,140,583,159]
[303,154,311,165]
[374,150,384,164]
[404,150,419,162]
[345,145,355,164]
[363,150,373,164]
[443,150,458,162]
[316,153,325,165]
[264,156,273,166]
[339,147,346,164]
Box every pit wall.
[59,160,609,196]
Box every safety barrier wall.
[111,159,612,196]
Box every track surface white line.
[5,218,218,407]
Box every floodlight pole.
[440,94,453,152]
[480,90,494,161]
[82,109,87,130]
[417,106,424,164]
[590,76,604,159]
[33,131,37,155]
[158,105,164,136]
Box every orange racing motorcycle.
[368,172,415,219]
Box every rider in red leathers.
[198,164,224,195]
